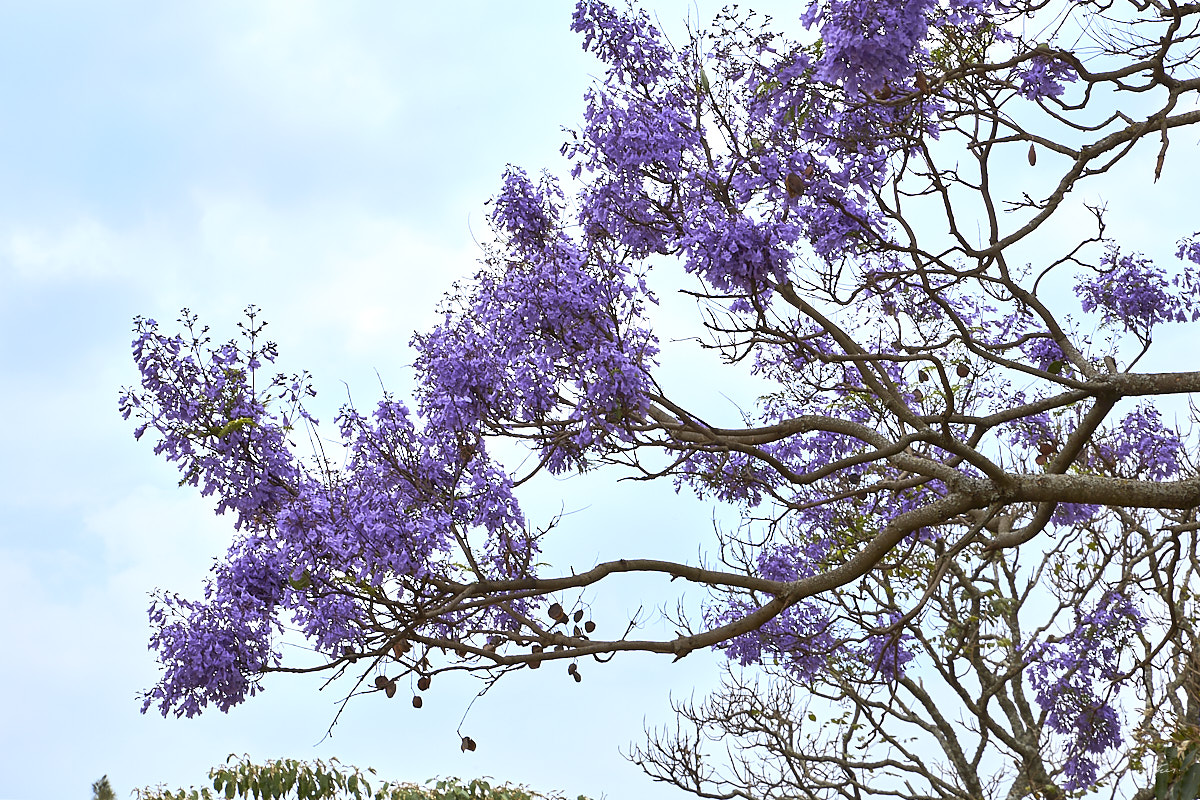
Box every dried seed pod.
[567,662,578,675]
[461,736,477,752]
[803,162,815,180]
[913,389,923,402]
[915,71,930,92]
[572,672,582,683]
[584,620,596,633]
[785,172,805,198]
[1035,454,1048,466]
[1028,143,1037,166]
[385,681,397,699]
[392,640,410,660]
[573,609,585,623]
[417,675,431,691]
[957,363,970,378]
[918,369,929,382]
[374,675,390,689]
[1038,441,1056,456]
[412,695,423,709]
[548,602,566,622]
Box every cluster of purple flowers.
[709,540,916,685]
[1075,248,1200,338]
[1026,592,1144,790]
[1013,53,1077,100]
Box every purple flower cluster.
[709,540,916,684]
[122,308,547,717]
[415,166,659,472]
[804,0,936,98]
[1075,248,1200,338]
[1089,404,1183,481]
[1026,592,1144,790]
[119,310,308,532]
[1013,53,1077,100]
[569,0,673,86]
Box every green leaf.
[1181,761,1200,800]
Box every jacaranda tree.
[121,1,1200,798]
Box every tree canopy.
[121,0,1200,798]
[133,757,586,800]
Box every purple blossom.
[1075,248,1198,337]
[802,0,938,99]
[1026,592,1143,790]
[1013,53,1077,100]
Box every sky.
[0,3,1195,800]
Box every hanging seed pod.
[1028,143,1037,166]
[461,736,477,752]
[913,389,924,402]
[548,602,566,622]
[417,675,431,691]
[785,172,805,198]
[412,695,423,709]
[374,675,390,690]
[385,681,397,699]
[584,620,596,633]
[573,609,585,623]
[957,363,970,378]
[803,162,815,180]
[915,71,930,92]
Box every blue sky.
[0,3,797,799]
[2,3,1195,800]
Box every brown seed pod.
[384,681,397,699]
[918,369,929,382]
[567,663,578,675]
[1035,454,1048,466]
[1038,441,1056,456]
[374,675,390,690]
[785,172,805,198]
[913,389,923,402]
[392,640,410,660]
[572,672,582,683]
[1028,143,1037,166]
[548,602,566,622]
[417,675,431,692]
[412,695,423,709]
[461,736,477,752]
[584,620,596,633]
[957,363,970,378]
[573,609,585,623]
[803,162,815,180]
[915,71,929,92]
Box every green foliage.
[1156,734,1200,800]
[93,775,118,800]
[133,756,591,800]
